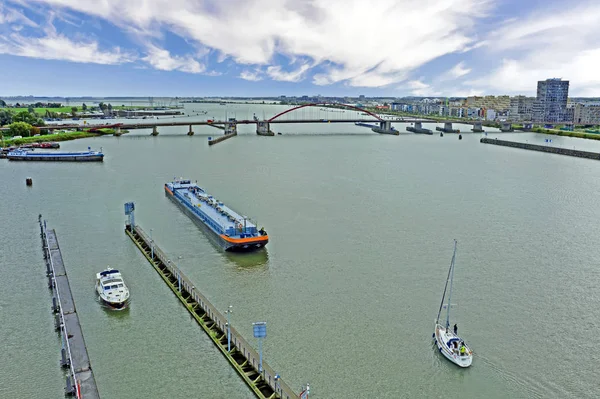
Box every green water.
[1,104,599,398]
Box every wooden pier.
[40,215,100,399]
[125,223,302,399]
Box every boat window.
[117,284,124,288]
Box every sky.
[1,0,599,97]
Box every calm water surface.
[1,104,599,398]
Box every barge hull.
[8,155,104,161]
[165,188,268,252]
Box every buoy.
[26,177,33,186]
[440,132,444,137]
[458,134,463,140]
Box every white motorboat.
[95,267,130,309]
[433,240,473,367]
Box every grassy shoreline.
[6,105,182,116]
[1,128,126,147]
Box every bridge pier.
[187,125,194,136]
[406,121,433,135]
[372,120,399,135]
[114,126,122,136]
[436,122,460,133]
[471,122,484,133]
[256,121,274,136]
[224,122,237,136]
[151,126,159,136]
[500,122,514,132]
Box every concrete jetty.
[125,219,303,399]
[208,133,237,145]
[40,215,100,399]
[480,137,600,160]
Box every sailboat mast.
[445,240,457,328]
[436,240,456,325]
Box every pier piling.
[125,220,301,399]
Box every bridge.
[0,102,574,137]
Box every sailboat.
[433,240,473,367]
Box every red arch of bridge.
[268,103,383,122]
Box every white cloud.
[407,80,441,97]
[266,64,310,82]
[23,0,492,87]
[0,3,38,27]
[142,45,205,73]
[443,61,471,80]
[473,1,600,95]
[239,70,263,81]
[0,32,135,64]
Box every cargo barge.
[165,179,268,252]
[7,147,103,162]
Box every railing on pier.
[126,224,302,399]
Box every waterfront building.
[573,103,600,125]
[509,96,535,121]
[533,78,570,122]
[465,95,510,112]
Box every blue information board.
[124,202,135,215]
[253,322,267,338]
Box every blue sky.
[1,0,599,97]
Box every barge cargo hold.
[165,179,268,252]
[7,147,103,162]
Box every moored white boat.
[95,267,130,309]
[433,240,473,367]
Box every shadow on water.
[223,249,269,269]
[94,294,131,316]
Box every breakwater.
[208,133,237,145]
[480,137,600,160]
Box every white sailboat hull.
[434,324,473,368]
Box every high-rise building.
[533,78,570,122]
